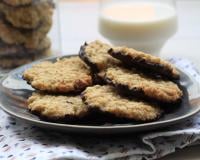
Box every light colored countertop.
[56,0,200,159]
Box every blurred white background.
[57,0,200,69]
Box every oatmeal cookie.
[0,0,53,29]
[0,14,52,48]
[82,85,162,121]
[108,47,180,80]
[0,37,51,56]
[0,48,51,68]
[79,40,119,72]
[23,56,93,93]
[28,92,88,121]
[105,67,183,103]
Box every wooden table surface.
[54,0,200,159]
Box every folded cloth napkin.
[0,58,200,160]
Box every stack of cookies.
[23,40,184,124]
[0,0,54,69]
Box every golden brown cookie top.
[79,40,119,72]
[23,56,93,93]
[82,85,162,121]
[105,67,183,103]
[28,92,88,120]
[109,46,180,80]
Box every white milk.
[99,2,177,54]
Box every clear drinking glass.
[98,0,177,55]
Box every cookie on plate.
[105,67,183,103]
[108,47,180,80]
[28,92,88,121]
[0,37,51,56]
[0,0,54,29]
[79,40,119,72]
[23,56,93,93]
[0,48,51,68]
[82,85,162,121]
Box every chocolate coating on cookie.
[28,92,88,122]
[108,47,180,80]
[79,40,119,73]
[105,67,183,103]
[79,42,99,72]
[82,85,162,121]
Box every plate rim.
[0,55,200,130]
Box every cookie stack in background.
[0,0,54,69]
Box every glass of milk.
[98,0,177,55]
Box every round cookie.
[0,0,54,29]
[79,40,119,72]
[82,85,162,121]
[0,48,51,68]
[0,37,51,56]
[0,13,52,48]
[108,47,180,80]
[28,92,88,121]
[23,56,93,93]
[105,67,183,103]
[2,0,32,6]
